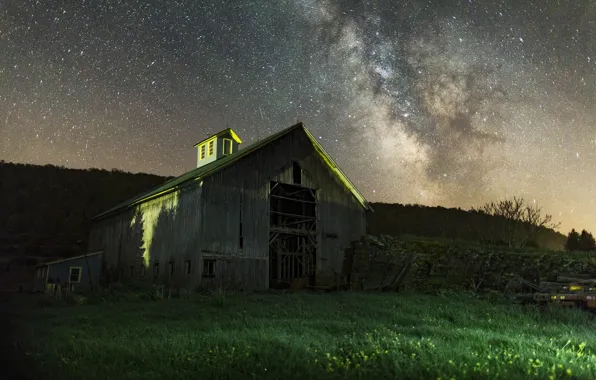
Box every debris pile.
[343,235,421,292]
[341,234,596,295]
[515,273,596,310]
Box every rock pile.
[341,235,596,293]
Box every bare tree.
[471,196,561,248]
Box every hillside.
[367,202,566,251]
[0,163,567,266]
[0,162,171,260]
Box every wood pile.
[516,273,596,310]
[537,273,596,292]
[342,235,420,292]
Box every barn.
[88,122,372,291]
[34,252,103,293]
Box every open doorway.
[268,181,317,288]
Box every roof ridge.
[91,122,370,221]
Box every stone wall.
[343,235,596,293]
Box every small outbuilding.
[88,122,372,291]
[34,252,102,293]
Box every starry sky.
[1,0,595,233]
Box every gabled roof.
[193,128,242,146]
[92,123,372,221]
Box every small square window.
[184,260,191,275]
[69,267,82,283]
[200,144,206,159]
[208,140,214,156]
[203,259,215,278]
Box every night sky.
[1,0,595,233]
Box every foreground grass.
[8,291,596,379]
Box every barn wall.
[89,127,367,291]
[303,153,367,273]
[34,253,103,292]
[88,183,204,289]
[201,128,366,289]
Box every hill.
[0,161,171,260]
[0,163,566,266]
[367,202,566,251]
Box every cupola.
[193,128,242,168]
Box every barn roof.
[92,122,372,221]
[37,251,102,268]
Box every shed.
[88,122,372,290]
[34,252,102,293]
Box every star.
[0,0,595,233]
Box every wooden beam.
[270,211,316,220]
[270,227,317,236]
[270,194,316,204]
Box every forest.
[0,161,571,265]
[0,162,170,261]
[368,202,567,251]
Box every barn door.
[268,181,317,288]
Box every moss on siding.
[130,191,180,267]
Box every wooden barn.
[34,252,103,293]
[88,122,372,290]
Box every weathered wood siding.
[34,253,103,292]
[88,183,204,289]
[201,128,366,288]
[89,127,366,291]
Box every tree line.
[369,196,566,250]
[0,161,170,258]
[565,229,596,252]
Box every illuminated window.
[200,144,206,159]
[203,259,215,278]
[223,138,233,155]
[208,140,215,156]
[184,260,191,275]
[69,267,82,283]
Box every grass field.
[5,290,596,379]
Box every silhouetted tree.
[565,229,581,251]
[471,196,561,248]
[578,230,596,252]
[367,202,566,250]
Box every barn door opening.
[268,181,317,289]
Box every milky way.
[1,0,596,233]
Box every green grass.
[8,291,596,379]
